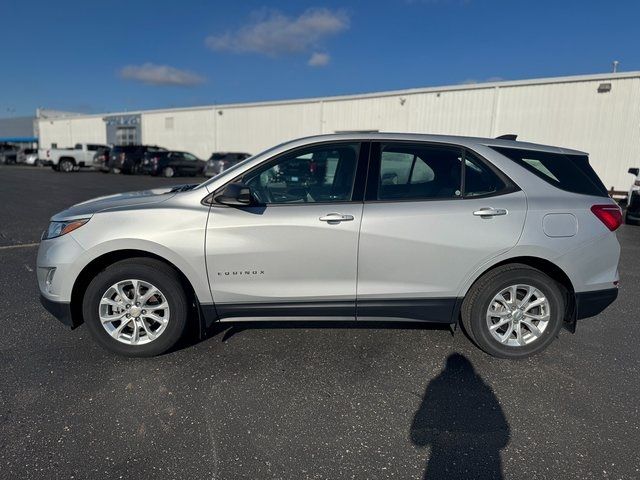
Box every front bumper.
[575,288,618,320]
[39,295,80,328]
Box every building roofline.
[37,71,640,121]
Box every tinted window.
[245,143,359,204]
[464,151,506,197]
[491,146,608,197]
[183,153,198,161]
[377,144,462,200]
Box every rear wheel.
[461,264,565,359]
[59,159,74,172]
[163,166,175,178]
[82,258,189,357]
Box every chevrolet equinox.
[37,133,621,358]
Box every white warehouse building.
[37,71,640,191]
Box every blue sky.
[1,0,639,117]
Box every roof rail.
[496,134,517,140]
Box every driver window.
[245,143,359,204]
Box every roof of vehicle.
[290,132,588,156]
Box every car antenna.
[496,134,518,140]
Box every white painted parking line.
[0,242,40,250]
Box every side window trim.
[209,140,369,206]
[461,148,520,199]
[365,141,464,203]
[364,141,519,203]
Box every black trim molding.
[209,298,460,324]
[40,295,80,329]
[357,298,457,323]
[575,288,618,320]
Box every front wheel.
[461,264,565,359]
[162,166,175,178]
[83,258,189,357]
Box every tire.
[624,211,638,226]
[82,258,189,357]
[461,264,565,359]
[59,159,74,173]
[162,166,175,178]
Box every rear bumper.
[575,288,618,320]
[39,295,80,329]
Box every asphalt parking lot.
[1,166,639,479]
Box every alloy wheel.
[485,284,550,347]
[98,279,170,345]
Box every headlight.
[42,218,90,240]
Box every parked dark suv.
[0,143,19,164]
[107,145,167,174]
[203,152,251,177]
[141,150,206,177]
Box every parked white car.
[41,143,109,172]
[20,148,40,166]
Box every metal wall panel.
[494,77,640,190]
[36,73,640,189]
[141,109,216,159]
[39,116,106,148]
[214,102,322,154]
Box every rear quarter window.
[490,146,608,197]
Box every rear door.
[356,142,527,322]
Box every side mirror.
[628,167,639,176]
[214,182,255,206]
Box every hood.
[50,184,198,221]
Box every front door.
[205,141,367,320]
[356,142,527,322]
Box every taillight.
[591,204,622,231]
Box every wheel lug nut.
[126,313,131,318]
[142,310,146,314]
[126,304,131,309]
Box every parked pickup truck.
[42,143,110,172]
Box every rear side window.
[464,151,506,197]
[377,144,462,200]
[491,146,608,197]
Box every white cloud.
[119,63,206,86]
[308,52,330,67]
[206,8,349,56]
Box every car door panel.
[205,141,367,318]
[356,142,527,321]
[357,192,527,301]
[206,204,363,306]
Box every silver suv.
[37,133,622,358]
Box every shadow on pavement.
[410,353,510,480]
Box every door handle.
[473,207,508,217]
[319,213,355,223]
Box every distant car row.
[36,143,251,178]
[0,144,40,165]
